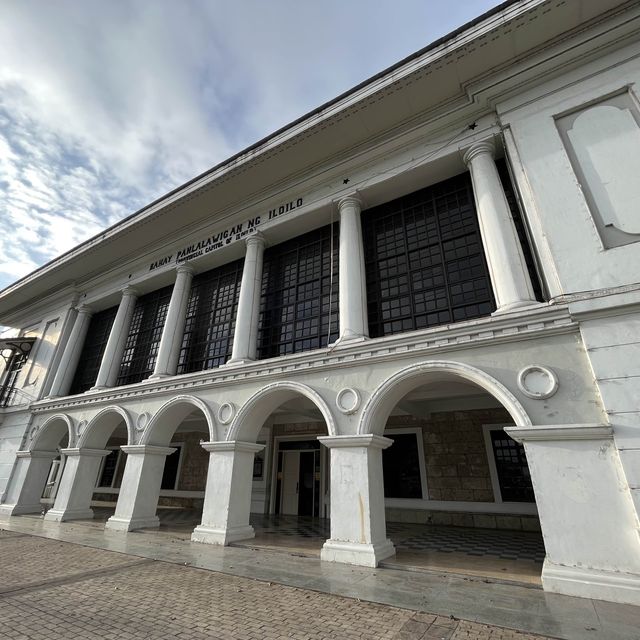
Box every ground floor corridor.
[33,506,545,586]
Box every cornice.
[30,304,576,414]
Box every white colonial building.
[1,0,640,606]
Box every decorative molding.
[136,411,150,432]
[359,360,532,436]
[76,420,88,439]
[517,365,559,399]
[200,441,265,454]
[120,445,176,456]
[217,402,236,425]
[335,388,361,415]
[505,424,613,442]
[318,435,393,450]
[30,305,576,415]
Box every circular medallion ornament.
[217,402,236,425]
[76,420,88,437]
[336,387,361,415]
[136,412,150,432]
[517,365,558,400]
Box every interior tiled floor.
[41,506,544,585]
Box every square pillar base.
[191,524,255,546]
[104,515,160,532]
[0,503,43,517]
[321,538,396,567]
[542,560,640,606]
[44,507,94,522]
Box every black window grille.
[257,225,339,359]
[97,449,121,488]
[363,172,495,338]
[177,259,244,373]
[383,432,423,499]
[116,285,173,386]
[489,429,535,502]
[69,306,118,395]
[0,351,28,407]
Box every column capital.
[75,304,93,317]
[121,285,139,298]
[15,450,59,459]
[120,444,176,456]
[175,264,195,277]
[337,195,363,213]
[462,138,496,166]
[200,441,265,454]
[245,231,266,249]
[59,448,111,458]
[318,434,393,450]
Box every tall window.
[0,351,28,407]
[487,429,534,502]
[177,259,244,373]
[116,285,173,386]
[257,225,338,359]
[363,172,495,338]
[69,306,118,394]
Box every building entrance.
[276,440,321,517]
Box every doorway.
[275,440,321,517]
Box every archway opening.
[35,418,70,514]
[377,372,545,586]
[128,401,212,536]
[231,387,332,556]
[78,410,132,523]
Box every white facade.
[1,0,640,606]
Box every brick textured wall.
[175,432,209,491]
[387,407,513,502]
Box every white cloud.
[0,0,500,292]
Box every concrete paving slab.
[1,515,639,639]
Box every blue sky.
[0,0,501,292]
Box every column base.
[321,539,396,567]
[492,300,541,315]
[0,503,44,517]
[542,559,640,606]
[191,524,255,546]
[329,334,369,349]
[44,507,94,522]
[222,358,255,368]
[147,373,172,381]
[104,515,160,532]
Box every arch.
[228,381,337,443]
[78,405,134,449]
[359,360,531,435]
[140,394,216,446]
[30,414,74,451]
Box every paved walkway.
[1,517,640,639]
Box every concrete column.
[227,234,266,365]
[48,306,93,398]
[149,266,193,379]
[318,434,395,567]
[44,448,110,522]
[0,451,58,517]
[191,441,264,545]
[91,286,138,390]
[337,196,369,342]
[506,424,640,605]
[104,445,175,532]
[463,139,537,313]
